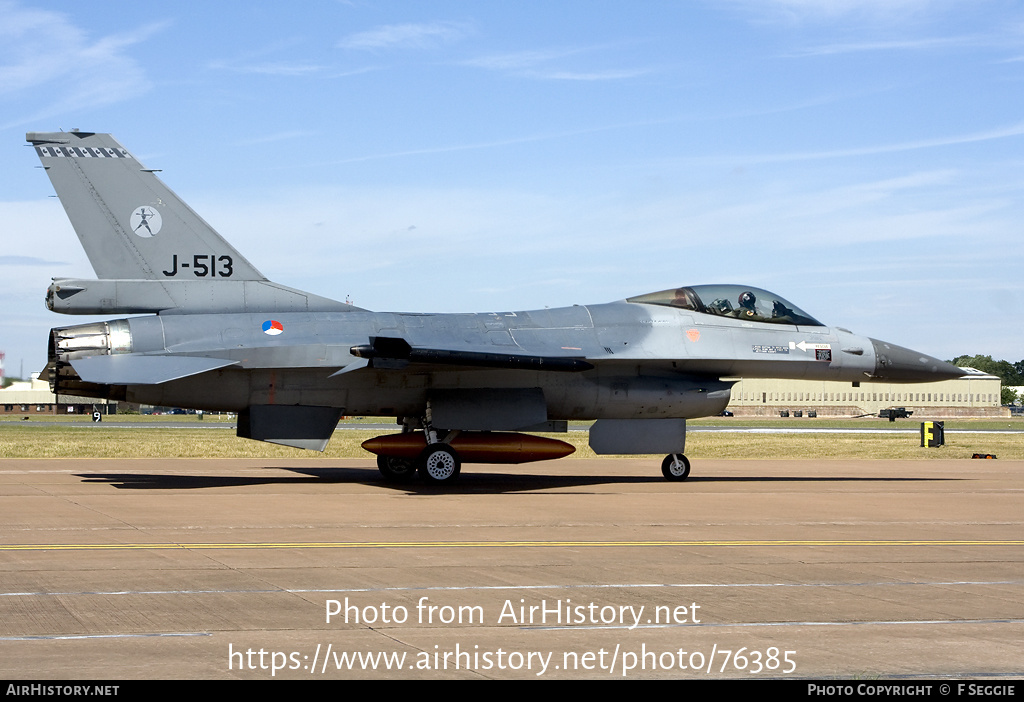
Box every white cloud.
[207,60,327,76]
[534,68,654,81]
[790,35,977,56]
[463,48,590,71]
[724,0,955,23]
[337,21,471,50]
[0,255,67,266]
[0,1,166,129]
[234,130,316,146]
[206,39,381,79]
[677,120,1024,167]
[464,46,652,81]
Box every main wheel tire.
[661,453,691,481]
[377,454,417,483]
[417,444,462,484]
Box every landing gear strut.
[416,407,462,484]
[661,453,690,481]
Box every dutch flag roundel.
[262,320,284,336]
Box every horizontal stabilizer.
[69,355,237,385]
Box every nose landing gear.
[661,453,690,481]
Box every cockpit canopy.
[627,285,824,327]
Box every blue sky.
[1,0,1022,376]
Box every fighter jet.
[28,130,963,484]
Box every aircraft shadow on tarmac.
[75,467,960,494]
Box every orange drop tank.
[361,431,575,464]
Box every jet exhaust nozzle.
[47,320,132,397]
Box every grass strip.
[1,425,1020,459]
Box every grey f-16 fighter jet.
[28,130,963,484]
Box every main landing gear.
[377,443,462,485]
[375,416,463,485]
[417,443,461,484]
[661,453,691,481]
[376,455,417,483]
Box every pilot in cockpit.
[738,291,756,312]
[736,291,761,320]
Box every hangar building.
[0,375,117,416]
[727,367,1004,418]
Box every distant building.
[0,374,117,416]
[727,367,1005,418]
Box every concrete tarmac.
[0,457,1021,680]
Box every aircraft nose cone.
[869,338,964,382]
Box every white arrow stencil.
[791,341,832,352]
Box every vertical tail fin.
[28,130,264,281]
[30,130,354,315]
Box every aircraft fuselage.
[49,299,898,421]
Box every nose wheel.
[661,453,690,481]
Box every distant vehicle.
[879,407,913,422]
[719,410,734,417]
[30,130,963,484]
